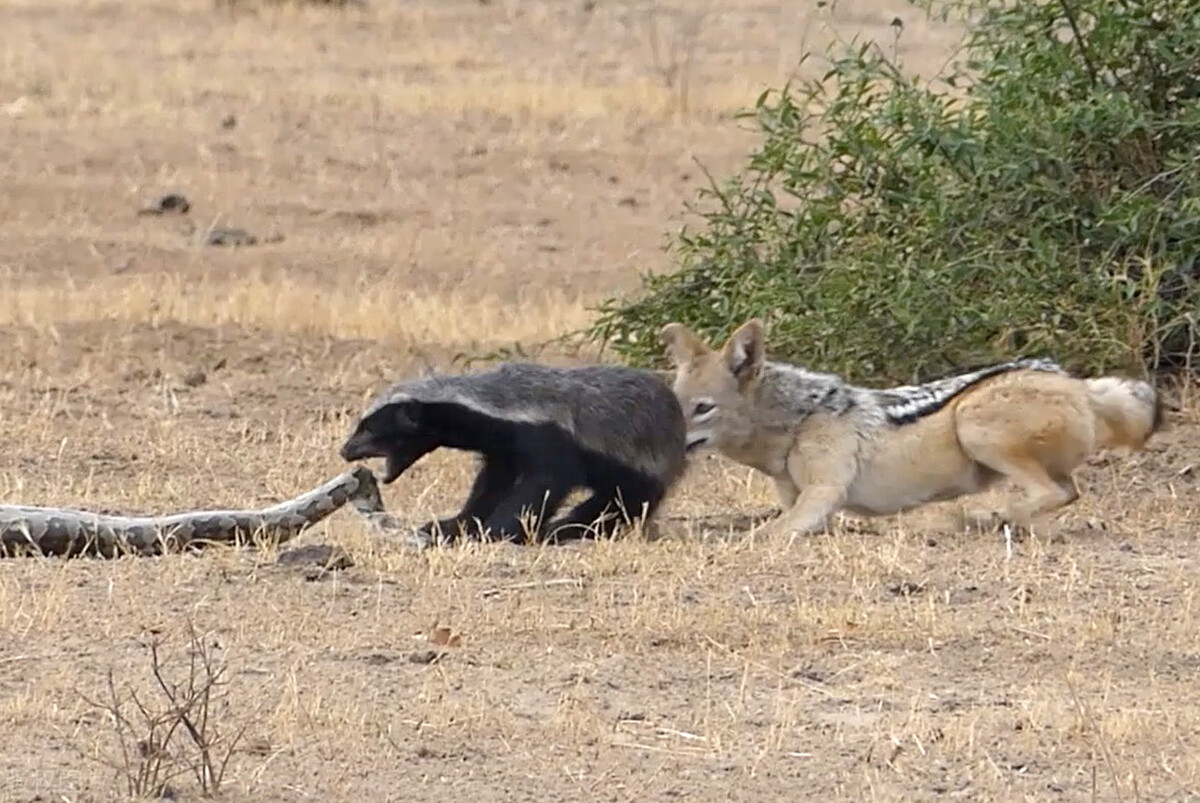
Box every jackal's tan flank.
[660,319,1163,537]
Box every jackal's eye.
[693,400,716,417]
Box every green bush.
[584,0,1200,383]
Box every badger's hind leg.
[548,492,622,542]
[548,467,665,543]
[546,489,659,542]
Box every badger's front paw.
[417,517,470,544]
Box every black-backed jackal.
[660,318,1163,538]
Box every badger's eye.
[693,400,716,417]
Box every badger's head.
[340,396,438,484]
[659,318,767,454]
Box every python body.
[0,466,404,557]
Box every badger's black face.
[339,401,439,484]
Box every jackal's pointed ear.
[723,319,765,383]
[659,322,709,367]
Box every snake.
[0,466,416,558]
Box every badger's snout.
[339,429,380,463]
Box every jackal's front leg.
[758,484,848,538]
[756,416,858,540]
[772,477,798,512]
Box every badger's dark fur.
[339,362,688,544]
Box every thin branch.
[1055,0,1098,87]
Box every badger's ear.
[393,400,423,428]
[722,319,765,384]
[659,322,709,367]
[371,399,422,432]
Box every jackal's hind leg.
[959,463,1079,534]
[1008,471,1080,527]
[956,387,1089,534]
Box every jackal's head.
[659,319,766,454]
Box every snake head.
[340,400,438,484]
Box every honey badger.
[339,362,689,544]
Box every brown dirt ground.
[2,1,1199,801]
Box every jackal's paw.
[750,517,831,542]
[959,508,1006,532]
[960,509,1038,541]
[748,518,789,541]
[834,514,880,536]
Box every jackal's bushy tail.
[1085,376,1163,450]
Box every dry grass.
[0,270,594,349]
[1,0,1199,800]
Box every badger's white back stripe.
[374,390,572,433]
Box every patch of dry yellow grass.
[2,0,963,128]
[0,271,592,347]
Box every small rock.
[221,113,237,129]
[205,227,258,247]
[138,193,191,216]
[617,195,639,208]
[277,543,354,571]
[408,649,444,665]
[181,370,207,388]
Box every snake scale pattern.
[0,466,407,557]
